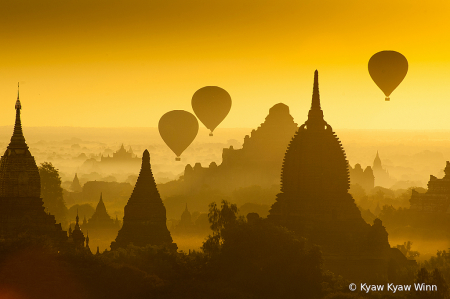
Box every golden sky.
[0,0,449,129]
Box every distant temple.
[83,193,120,230]
[0,92,67,246]
[349,163,374,192]
[181,103,298,191]
[172,204,195,234]
[100,144,138,162]
[268,71,409,281]
[410,161,450,212]
[180,204,192,226]
[111,150,176,250]
[372,151,394,187]
[71,173,82,192]
[68,212,90,251]
[81,144,141,174]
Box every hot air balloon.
[158,110,199,161]
[192,86,232,136]
[368,51,408,101]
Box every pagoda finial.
[143,149,150,163]
[305,70,326,129]
[17,82,19,100]
[373,151,382,170]
[311,70,321,110]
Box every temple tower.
[111,150,176,250]
[373,151,382,171]
[71,212,85,248]
[71,173,82,192]
[269,71,367,251]
[268,72,398,281]
[84,193,118,230]
[0,89,67,245]
[372,151,393,187]
[180,204,192,226]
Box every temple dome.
[268,103,290,116]
[269,71,366,253]
[280,70,349,196]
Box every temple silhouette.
[159,102,298,201]
[372,151,395,187]
[0,92,67,246]
[100,144,138,162]
[83,193,120,230]
[111,150,176,250]
[81,144,141,175]
[349,163,374,192]
[410,161,450,212]
[171,204,196,234]
[268,71,410,280]
[70,173,82,192]
[68,212,90,251]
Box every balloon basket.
[385,97,390,101]
[175,157,181,161]
[209,132,213,136]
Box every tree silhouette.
[202,200,239,255]
[415,267,449,299]
[39,162,68,227]
[202,200,330,298]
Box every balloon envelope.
[192,86,232,136]
[368,51,408,101]
[158,110,199,160]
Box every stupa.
[269,71,408,280]
[111,150,176,250]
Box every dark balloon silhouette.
[158,110,199,161]
[191,86,232,136]
[368,51,408,101]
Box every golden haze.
[0,0,449,129]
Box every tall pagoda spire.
[373,151,382,170]
[71,210,86,249]
[306,70,326,130]
[8,83,28,150]
[311,70,321,110]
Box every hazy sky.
[0,0,449,129]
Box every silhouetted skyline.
[2,1,450,297]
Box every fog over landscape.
[2,0,450,297]
[1,126,446,187]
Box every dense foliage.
[2,199,450,298]
[39,162,69,227]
